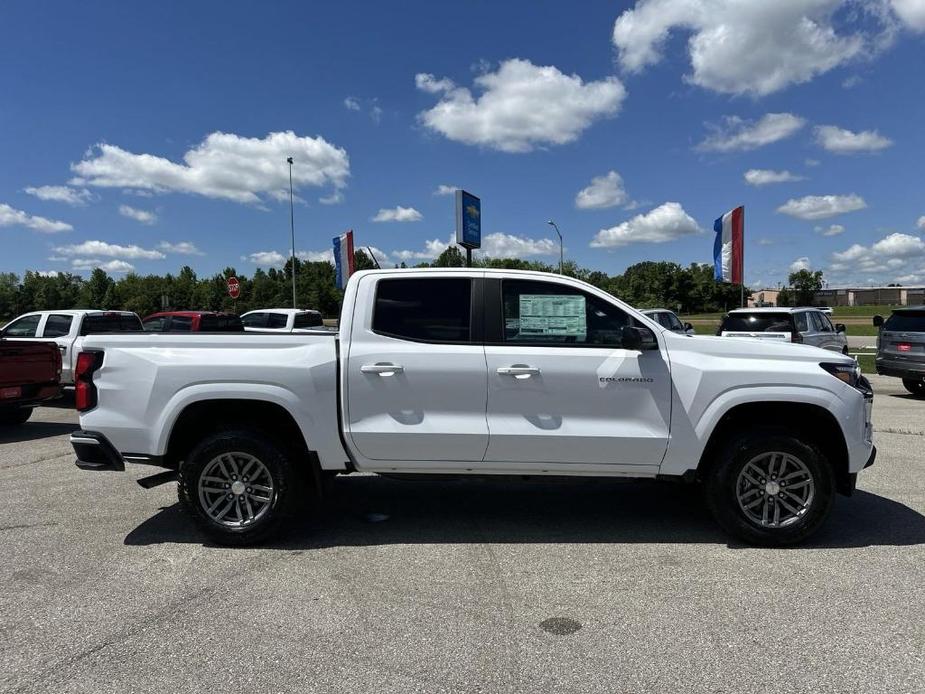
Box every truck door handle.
[497,365,541,377]
[361,363,404,376]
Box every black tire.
[177,430,303,546]
[0,408,33,426]
[902,378,925,396]
[704,430,834,546]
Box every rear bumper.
[0,383,61,411]
[70,430,125,471]
[876,357,925,379]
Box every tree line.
[1,247,749,322]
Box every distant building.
[748,289,780,307]
[814,286,925,307]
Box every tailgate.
[0,342,60,386]
[879,330,925,362]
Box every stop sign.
[227,276,240,299]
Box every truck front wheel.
[902,378,925,396]
[178,430,301,546]
[704,430,834,546]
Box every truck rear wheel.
[177,430,301,546]
[0,408,33,426]
[704,430,834,546]
[902,378,925,396]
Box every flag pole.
[740,206,745,308]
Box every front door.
[345,274,489,463]
[483,278,671,471]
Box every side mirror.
[835,323,846,334]
[872,315,884,328]
[622,325,657,351]
[683,322,693,332]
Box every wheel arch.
[696,401,852,495]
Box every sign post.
[455,190,481,267]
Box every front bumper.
[70,430,125,471]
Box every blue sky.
[2,0,924,288]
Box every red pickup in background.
[0,340,62,426]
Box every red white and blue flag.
[333,230,355,290]
[713,206,744,284]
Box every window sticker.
[518,294,586,338]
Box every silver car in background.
[641,308,695,334]
[718,307,848,354]
[873,307,925,395]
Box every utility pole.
[547,220,563,275]
[287,156,297,308]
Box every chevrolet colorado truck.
[70,269,875,546]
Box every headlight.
[820,361,864,390]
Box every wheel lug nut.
[227,493,233,499]
[224,484,229,489]
[779,493,784,498]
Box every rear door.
[808,310,845,352]
[483,277,671,470]
[38,314,75,383]
[345,273,489,463]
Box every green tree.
[788,269,823,307]
[79,268,115,308]
[433,246,465,267]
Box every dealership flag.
[713,206,744,284]
[333,230,355,290]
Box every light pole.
[547,220,563,275]
[287,156,297,308]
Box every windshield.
[883,311,925,332]
[721,313,793,333]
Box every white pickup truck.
[1,309,142,384]
[70,269,875,546]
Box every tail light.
[791,331,803,343]
[898,343,911,352]
[75,350,104,412]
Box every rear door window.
[884,311,925,332]
[241,313,267,328]
[42,314,73,337]
[143,316,168,331]
[793,312,809,332]
[293,312,323,329]
[169,315,193,332]
[3,314,41,337]
[267,313,288,329]
[373,278,472,343]
[721,313,793,333]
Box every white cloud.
[158,241,203,255]
[415,58,626,153]
[35,270,60,277]
[71,258,135,273]
[814,125,893,153]
[590,202,702,248]
[612,0,884,96]
[433,185,458,196]
[575,170,631,209]
[805,158,821,167]
[790,257,812,272]
[54,240,165,260]
[828,232,925,284]
[371,206,423,223]
[816,224,845,236]
[247,250,287,267]
[917,215,925,230]
[892,0,925,31]
[71,130,350,204]
[697,113,805,152]
[391,237,453,262]
[343,96,361,111]
[0,203,73,233]
[481,233,558,257]
[777,194,867,220]
[757,238,774,246]
[744,169,804,186]
[24,185,92,206]
[319,190,344,205]
[119,204,157,224]
[296,249,335,262]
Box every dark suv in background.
[874,307,925,395]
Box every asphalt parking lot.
[1,377,922,694]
